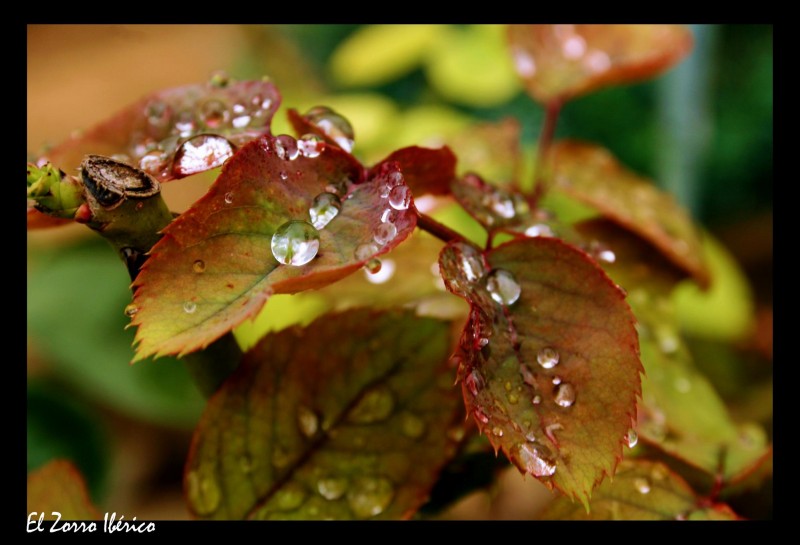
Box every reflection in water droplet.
[454,243,485,286]
[274,482,308,511]
[296,405,319,438]
[139,151,168,175]
[512,47,537,77]
[525,224,554,238]
[224,192,234,204]
[174,110,196,136]
[554,383,576,407]
[145,100,171,128]
[193,260,206,273]
[492,426,504,437]
[388,185,411,210]
[183,301,197,314]
[298,134,325,158]
[173,135,234,177]
[364,258,382,274]
[200,99,229,129]
[186,470,221,516]
[124,304,139,317]
[532,395,542,405]
[308,192,342,230]
[516,443,556,477]
[348,385,395,424]
[487,192,515,219]
[373,222,398,246]
[317,477,348,501]
[626,429,639,448]
[305,106,356,153]
[347,477,394,519]
[274,134,300,161]
[280,171,289,181]
[634,477,651,495]
[354,242,379,262]
[486,269,521,306]
[401,412,427,439]
[365,258,395,284]
[537,347,560,369]
[271,220,320,266]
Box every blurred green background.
[27,25,772,519]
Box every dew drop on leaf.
[296,405,319,438]
[186,470,221,516]
[486,269,521,306]
[174,110,197,136]
[172,135,234,177]
[274,134,300,161]
[364,258,382,275]
[625,429,639,448]
[516,442,556,477]
[145,100,172,129]
[308,192,342,230]
[317,477,348,501]
[271,220,320,266]
[199,99,230,129]
[364,258,395,284]
[298,134,325,158]
[492,426,504,437]
[139,151,168,175]
[473,406,490,424]
[373,222,397,245]
[354,242,379,262]
[348,385,395,424]
[183,301,197,314]
[634,477,651,495]
[525,224,555,238]
[280,171,289,181]
[193,260,206,274]
[305,106,355,153]
[532,395,542,405]
[537,347,560,369]
[346,476,394,519]
[124,304,139,317]
[554,383,576,407]
[224,192,234,204]
[388,185,411,210]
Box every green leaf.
[508,24,693,104]
[130,136,417,361]
[539,460,739,520]
[27,460,102,520]
[552,140,710,288]
[184,309,464,520]
[438,238,642,507]
[35,78,281,182]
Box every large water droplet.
[273,482,308,511]
[354,242,379,262]
[298,134,325,158]
[554,383,576,407]
[183,301,197,314]
[296,405,319,438]
[139,151,168,175]
[625,429,639,448]
[516,443,556,477]
[347,477,394,519]
[634,477,651,495]
[193,260,206,273]
[388,185,411,210]
[451,242,485,289]
[373,222,397,245]
[172,135,234,177]
[348,385,395,424]
[305,106,355,153]
[274,134,300,161]
[199,99,229,129]
[317,477,348,501]
[308,192,342,230]
[537,347,559,369]
[271,220,320,266]
[365,258,395,284]
[487,192,515,219]
[401,412,427,439]
[124,304,139,317]
[186,470,221,516]
[486,269,521,306]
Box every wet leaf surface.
[439,237,642,506]
[130,136,418,361]
[508,24,693,104]
[27,460,102,520]
[184,309,464,520]
[539,459,738,520]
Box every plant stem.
[417,212,467,244]
[530,100,562,207]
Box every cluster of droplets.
[459,173,528,228]
[303,106,356,153]
[274,134,325,161]
[354,166,409,270]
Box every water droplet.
[193,260,206,273]
[296,405,319,438]
[364,258,382,274]
[532,395,542,405]
[186,470,221,516]
[209,70,230,88]
[634,477,651,495]
[487,192,515,219]
[626,429,639,448]
[552,376,562,385]
[354,242,379,262]
[388,185,411,210]
[454,242,485,285]
[473,406,490,424]
[145,100,171,128]
[465,369,485,397]
[516,443,556,477]
[373,222,397,245]
[183,301,197,314]
[298,134,325,158]
[174,110,196,136]
[486,269,521,306]
[308,192,342,230]
[401,412,427,439]
[554,383,576,407]
[124,304,138,317]
[271,220,320,266]
[537,347,560,369]
[492,426,504,437]
[365,258,395,284]
[231,104,251,129]
[512,47,537,77]
[274,482,307,511]
[348,385,395,424]
[173,135,234,177]
[280,171,289,181]
[525,224,554,238]
[347,477,394,518]
[139,151,168,175]
[380,208,398,224]
[199,99,229,129]
[317,477,348,501]
[305,106,355,153]
[274,134,300,161]
[224,192,234,204]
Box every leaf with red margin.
[184,308,464,520]
[508,24,693,104]
[438,237,642,507]
[552,140,710,288]
[539,460,739,520]
[130,136,417,361]
[35,79,280,182]
[370,146,457,197]
[287,107,354,154]
[27,460,102,520]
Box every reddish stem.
[417,212,467,244]
[530,99,562,207]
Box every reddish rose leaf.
[508,24,693,104]
[130,136,418,361]
[448,117,522,186]
[539,459,739,520]
[370,146,457,197]
[287,107,355,154]
[27,460,102,520]
[184,309,464,520]
[27,207,73,229]
[450,172,532,231]
[439,237,642,507]
[553,140,710,288]
[36,79,280,182]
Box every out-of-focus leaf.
[387,104,473,153]
[539,460,738,520]
[447,118,521,186]
[131,136,417,361]
[330,25,445,87]
[439,238,642,507]
[184,309,464,520]
[27,207,73,229]
[672,232,755,341]
[371,146,457,197]
[425,25,521,107]
[26,240,205,428]
[552,140,709,288]
[36,79,280,183]
[508,24,693,104]
[27,460,102,520]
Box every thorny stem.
[529,100,562,208]
[417,212,468,245]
